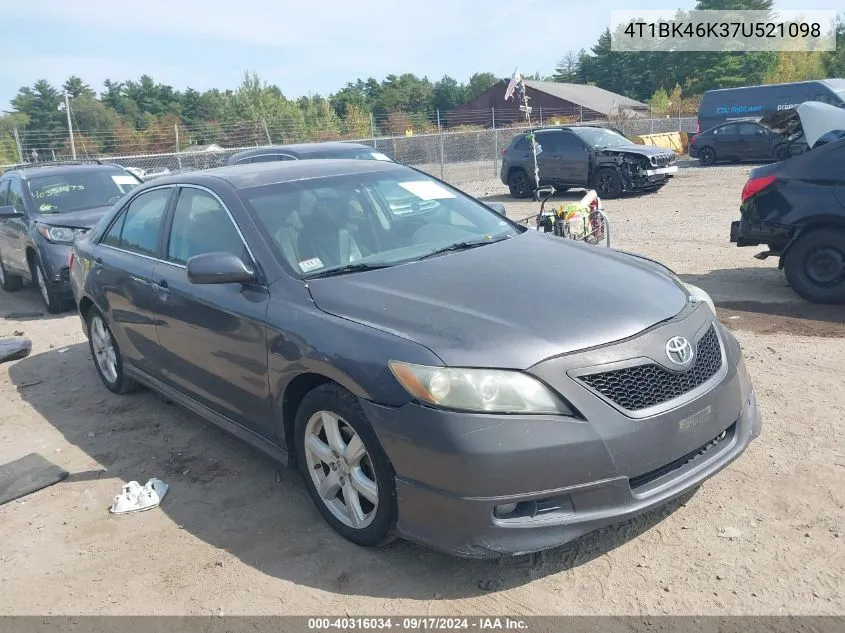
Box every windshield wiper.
[418,234,511,260]
[304,262,394,279]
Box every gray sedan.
[69,159,761,558]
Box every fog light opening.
[494,502,518,518]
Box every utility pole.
[64,90,77,159]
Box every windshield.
[239,170,519,277]
[571,127,634,149]
[26,170,141,214]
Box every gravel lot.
[0,164,843,616]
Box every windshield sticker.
[31,184,84,199]
[112,175,138,186]
[370,152,392,161]
[397,181,456,201]
[298,257,324,272]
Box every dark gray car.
[0,162,142,312]
[225,142,392,165]
[69,159,761,558]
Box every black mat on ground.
[0,453,69,506]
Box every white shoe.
[109,478,168,514]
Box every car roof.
[145,158,408,190]
[4,163,129,180]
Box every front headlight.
[682,282,716,313]
[37,224,87,244]
[388,361,575,415]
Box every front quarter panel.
[266,277,444,410]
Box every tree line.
[1,0,842,163]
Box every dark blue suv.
[0,161,141,312]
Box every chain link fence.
[1,110,698,187]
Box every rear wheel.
[0,254,23,291]
[783,229,845,304]
[295,383,397,547]
[87,307,139,394]
[773,144,790,161]
[698,147,716,166]
[507,169,532,199]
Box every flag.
[504,68,521,101]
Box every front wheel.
[295,383,397,547]
[33,257,65,313]
[593,168,623,199]
[773,144,790,162]
[783,229,845,304]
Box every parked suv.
[0,161,141,312]
[500,126,677,199]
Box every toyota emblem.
[665,336,694,366]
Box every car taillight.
[741,175,777,202]
[500,148,507,157]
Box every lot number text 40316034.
[307,618,529,631]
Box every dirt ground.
[0,164,843,616]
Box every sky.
[1,0,842,111]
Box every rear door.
[152,185,274,436]
[535,131,565,183]
[712,123,740,159]
[95,186,175,377]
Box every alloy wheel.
[303,410,379,529]
[90,314,119,384]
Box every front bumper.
[361,311,761,558]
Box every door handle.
[152,279,170,294]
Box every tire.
[782,229,845,304]
[0,253,23,292]
[294,383,397,548]
[86,307,140,394]
[507,169,532,199]
[593,168,623,199]
[32,257,65,314]
[698,147,716,166]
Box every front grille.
[651,153,675,167]
[578,324,722,411]
[629,422,736,490]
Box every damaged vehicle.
[70,158,760,558]
[730,101,845,303]
[501,125,678,199]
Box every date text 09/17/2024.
[307,618,529,631]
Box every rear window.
[512,136,530,151]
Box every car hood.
[306,231,690,369]
[597,144,677,163]
[758,101,845,149]
[33,206,112,229]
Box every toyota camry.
[69,159,762,558]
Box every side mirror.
[487,202,507,217]
[0,205,22,219]
[186,252,255,285]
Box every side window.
[101,209,127,247]
[234,157,253,165]
[558,134,585,154]
[513,136,530,151]
[108,188,171,256]
[7,179,25,214]
[0,180,10,206]
[166,188,248,266]
[536,132,561,153]
[716,124,737,136]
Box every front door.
[736,122,769,160]
[152,186,274,436]
[96,186,174,376]
[556,133,590,186]
[3,178,31,275]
